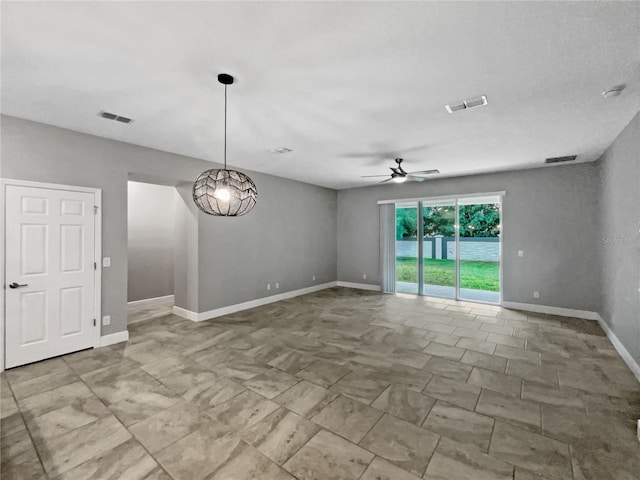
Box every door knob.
[9,282,28,289]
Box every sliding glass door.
[458,197,501,303]
[395,202,419,294]
[423,201,456,299]
[395,195,501,304]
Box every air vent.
[99,111,133,124]
[602,85,625,98]
[545,155,577,164]
[445,95,488,113]
[270,147,293,154]
[445,103,467,113]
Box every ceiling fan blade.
[408,169,440,175]
[407,175,426,182]
[361,174,390,178]
[389,144,430,156]
[341,152,386,159]
[379,178,393,184]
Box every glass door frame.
[455,200,461,300]
[417,200,424,296]
[392,192,503,305]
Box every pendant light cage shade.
[193,168,258,216]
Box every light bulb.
[214,187,230,202]
[393,176,407,183]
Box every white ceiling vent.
[99,111,132,124]
[545,155,577,164]
[270,147,293,154]
[445,95,488,113]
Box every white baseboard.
[594,314,640,383]
[501,301,600,321]
[173,282,339,322]
[335,281,381,292]
[99,330,129,347]
[172,305,200,322]
[127,294,174,309]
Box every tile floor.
[1,287,639,480]
[128,300,174,325]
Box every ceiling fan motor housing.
[391,158,407,176]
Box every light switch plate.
[102,257,111,267]
[518,250,524,257]
[102,315,111,326]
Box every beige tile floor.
[127,300,174,325]
[1,287,639,480]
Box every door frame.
[1,178,102,371]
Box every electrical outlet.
[362,273,367,280]
[533,291,540,299]
[312,275,316,281]
[275,282,279,289]
[518,250,524,257]
[102,315,111,326]
[267,283,271,291]
[102,257,111,267]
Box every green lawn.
[396,258,499,292]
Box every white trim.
[1,178,102,194]
[595,314,640,383]
[174,282,338,322]
[0,181,5,372]
[497,196,503,306]
[501,301,601,321]
[93,189,102,349]
[0,178,102,371]
[128,295,174,309]
[99,330,129,347]
[377,191,506,205]
[336,281,382,292]
[172,305,199,322]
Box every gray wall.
[1,115,338,335]
[4,111,634,354]
[173,183,200,313]
[597,112,640,365]
[338,163,602,312]
[198,175,337,311]
[127,181,175,302]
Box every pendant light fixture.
[193,74,257,216]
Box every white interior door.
[5,184,97,368]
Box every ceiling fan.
[342,144,429,164]
[361,158,439,184]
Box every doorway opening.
[395,195,501,304]
[127,181,177,324]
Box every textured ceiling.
[1,1,639,189]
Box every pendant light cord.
[223,84,227,170]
